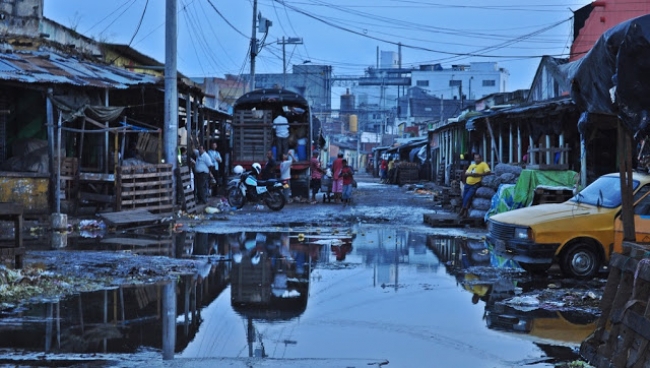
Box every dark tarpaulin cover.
[562,14,650,136]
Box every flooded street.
[0,223,603,367]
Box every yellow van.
[487,172,650,278]
[614,186,650,248]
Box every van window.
[635,187,650,215]
[634,185,650,203]
[570,176,640,208]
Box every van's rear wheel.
[560,242,600,279]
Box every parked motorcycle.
[227,163,286,211]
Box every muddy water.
[0,226,596,367]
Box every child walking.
[340,159,354,206]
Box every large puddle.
[0,226,600,366]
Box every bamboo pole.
[618,121,635,241]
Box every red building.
[571,0,650,61]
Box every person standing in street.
[273,108,290,160]
[191,145,213,205]
[460,153,492,218]
[331,153,344,203]
[261,150,277,180]
[279,150,296,203]
[340,159,354,206]
[207,141,222,196]
[310,150,325,204]
[379,158,388,183]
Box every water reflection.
[426,235,597,345]
[0,230,599,364]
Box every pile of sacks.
[466,163,522,220]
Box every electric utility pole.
[164,0,178,207]
[249,0,258,92]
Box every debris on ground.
[1,251,204,310]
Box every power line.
[98,0,140,36]
[273,0,574,59]
[127,0,149,46]
[83,0,136,34]
[205,0,249,38]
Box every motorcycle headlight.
[514,227,531,240]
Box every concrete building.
[410,62,509,101]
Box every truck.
[231,88,318,199]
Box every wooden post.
[618,121,635,240]
[529,136,535,164]
[485,117,500,164]
[498,122,503,164]
[517,125,522,163]
[508,122,513,163]
[115,166,123,212]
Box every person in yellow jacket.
[460,153,492,218]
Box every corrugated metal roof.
[0,51,161,89]
[465,97,575,130]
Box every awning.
[465,98,575,131]
[0,50,161,89]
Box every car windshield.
[570,176,640,208]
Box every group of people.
[310,152,355,205]
[188,141,223,205]
[259,148,297,203]
[272,108,355,205]
[378,157,398,184]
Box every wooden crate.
[397,167,419,185]
[580,241,650,367]
[0,202,24,269]
[232,110,273,163]
[59,157,78,201]
[116,164,174,214]
[176,166,196,214]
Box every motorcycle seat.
[257,179,279,186]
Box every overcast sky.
[44,0,592,100]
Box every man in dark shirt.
[261,150,277,180]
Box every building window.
[482,80,496,87]
[416,80,429,87]
[449,80,461,87]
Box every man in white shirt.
[207,141,223,196]
[279,150,296,203]
[273,108,290,159]
[191,145,213,204]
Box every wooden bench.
[0,202,24,269]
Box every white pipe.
[508,123,513,163]
[559,133,565,165]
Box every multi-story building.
[410,62,509,101]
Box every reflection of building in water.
[229,232,319,320]
[0,261,232,356]
[348,229,440,289]
[426,235,490,276]
[228,231,325,358]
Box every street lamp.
[278,37,303,87]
